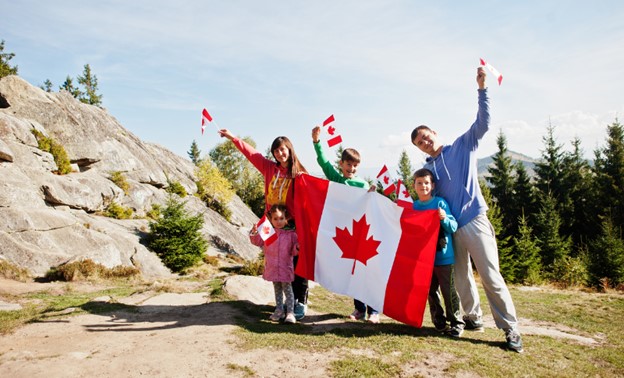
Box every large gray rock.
[0,75,261,278]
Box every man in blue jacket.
[410,67,523,353]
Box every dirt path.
[0,278,602,377]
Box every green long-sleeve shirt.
[313,142,369,189]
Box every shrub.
[146,195,208,273]
[31,129,73,175]
[104,201,134,219]
[238,253,264,276]
[0,259,31,282]
[109,171,130,194]
[146,203,161,220]
[203,255,220,266]
[195,160,234,221]
[45,259,140,281]
[166,180,187,198]
[551,254,589,288]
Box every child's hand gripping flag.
[322,114,343,148]
[376,165,397,196]
[479,58,503,85]
[256,215,278,246]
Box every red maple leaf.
[383,176,390,185]
[402,188,410,198]
[333,214,381,274]
[327,125,336,136]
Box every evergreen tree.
[397,149,416,199]
[534,121,567,209]
[60,76,82,98]
[561,137,593,251]
[512,212,542,284]
[487,130,516,236]
[533,192,571,272]
[0,40,18,78]
[480,180,515,281]
[511,161,536,232]
[209,137,265,217]
[146,195,208,273]
[187,140,202,166]
[40,79,53,92]
[333,145,344,172]
[587,216,624,289]
[593,120,624,232]
[77,64,102,106]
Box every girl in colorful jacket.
[250,204,299,323]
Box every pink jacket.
[250,228,299,282]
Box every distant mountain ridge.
[477,150,538,179]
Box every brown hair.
[341,148,361,163]
[271,136,308,177]
[410,125,431,145]
[413,168,435,183]
[267,203,289,219]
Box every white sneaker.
[284,312,296,324]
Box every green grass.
[232,285,624,377]
[0,286,137,334]
[1,276,622,377]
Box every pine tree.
[187,140,202,166]
[40,79,53,92]
[0,40,18,78]
[593,120,624,232]
[333,145,344,173]
[480,180,515,281]
[77,64,103,106]
[147,195,208,273]
[60,76,82,98]
[397,149,416,199]
[534,121,566,209]
[512,212,542,285]
[587,216,624,289]
[487,130,516,236]
[533,192,571,273]
[511,162,536,231]
[561,137,593,251]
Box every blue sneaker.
[294,302,307,320]
[463,315,484,332]
[505,329,524,353]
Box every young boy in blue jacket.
[412,168,464,337]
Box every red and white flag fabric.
[480,58,503,85]
[322,114,343,148]
[376,165,397,196]
[294,174,439,327]
[201,108,213,135]
[256,215,278,246]
[395,179,414,209]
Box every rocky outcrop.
[0,75,260,277]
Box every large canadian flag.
[294,174,439,327]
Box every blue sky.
[2,1,623,178]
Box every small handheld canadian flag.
[479,58,503,86]
[395,179,414,209]
[376,165,397,196]
[256,215,278,246]
[322,114,343,148]
[201,108,220,134]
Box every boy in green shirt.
[311,126,379,323]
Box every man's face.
[340,160,358,179]
[412,128,439,156]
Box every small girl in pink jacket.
[249,204,299,323]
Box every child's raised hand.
[312,126,321,143]
[218,129,234,140]
[249,224,258,235]
[438,208,447,220]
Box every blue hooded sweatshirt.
[423,89,490,229]
[413,196,458,266]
